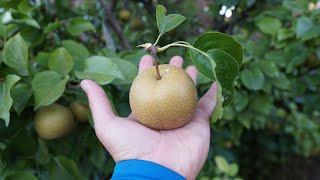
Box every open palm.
[81,55,217,179]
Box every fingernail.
[210,82,218,93]
[171,56,183,62]
[187,66,197,73]
[80,80,89,93]
[142,54,153,59]
[212,82,218,88]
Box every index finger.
[127,55,154,121]
[139,55,154,72]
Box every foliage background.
[0,0,320,179]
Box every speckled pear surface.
[129,64,198,130]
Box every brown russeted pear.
[129,64,197,130]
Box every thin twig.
[107,15,131,50]
[109,0,117,11]
[98,0,131,50]
[102,21,116,51]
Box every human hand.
[80,55,217,179]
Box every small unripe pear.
[132,18,144,30]
[34,104,74,140]
[70,101,89,122]
[118,9,130,21]
[129,65,197,130]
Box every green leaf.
[163,14,186,33]
[0,55,2,68]
[238,112,251,129]
[156,5,167,34]
[20,27,44,47]
[3,33,29,76]
[66,18,95,36]
[245,39,268,58]
[156,5,185,34]
[193,32,243,66]
[18,0,34,14]
[36,138,50,165]
[54,156,84,180]
[35,52,49,69]
[61,40,89,71]
[255,17,281,35]
[283,0,308,14]
[0,23,6,38]
[311,8,320,16]
[32,71,69,110]
[10,129,37,156]
[19,18,40,29]
[215,156,229,174]
[296,17,313,38]
[189,49,215,80]
[252,95,273,115]
[0,75,20,126]
[211,82,223,123]
[11,83,32,115]
[75,56,123,85]
[300,25,320,41]
[240,68,265,90]
[228,163,239,177]
[0,0,20,8]
[48,47,74,75]
[277,28,294,41]
[258,61,280,78]
[265,50,288,67]
[271,73,291,90]
[222,106,236,121]
[101,48,119,58]
[89,147,106,170]
[246,0,255,7]
[11,10,40,29]
[111,58,138,85]
[49,156,84,180]
[121,49,146,66]
[233,91,248,112]
[44,21,62,34]
[285,43,308,72]
[197,73,211,85]
[3,171,37,180]
[316,47,320,59]
[207,49,239,105]
[48,159,72,180]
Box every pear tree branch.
[98,0,131,50]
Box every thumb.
[80,79,116,129]
[196,82,218,119]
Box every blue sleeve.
[111,159,185,180]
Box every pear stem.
[153,57,161,80]
[149,45,161,80]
